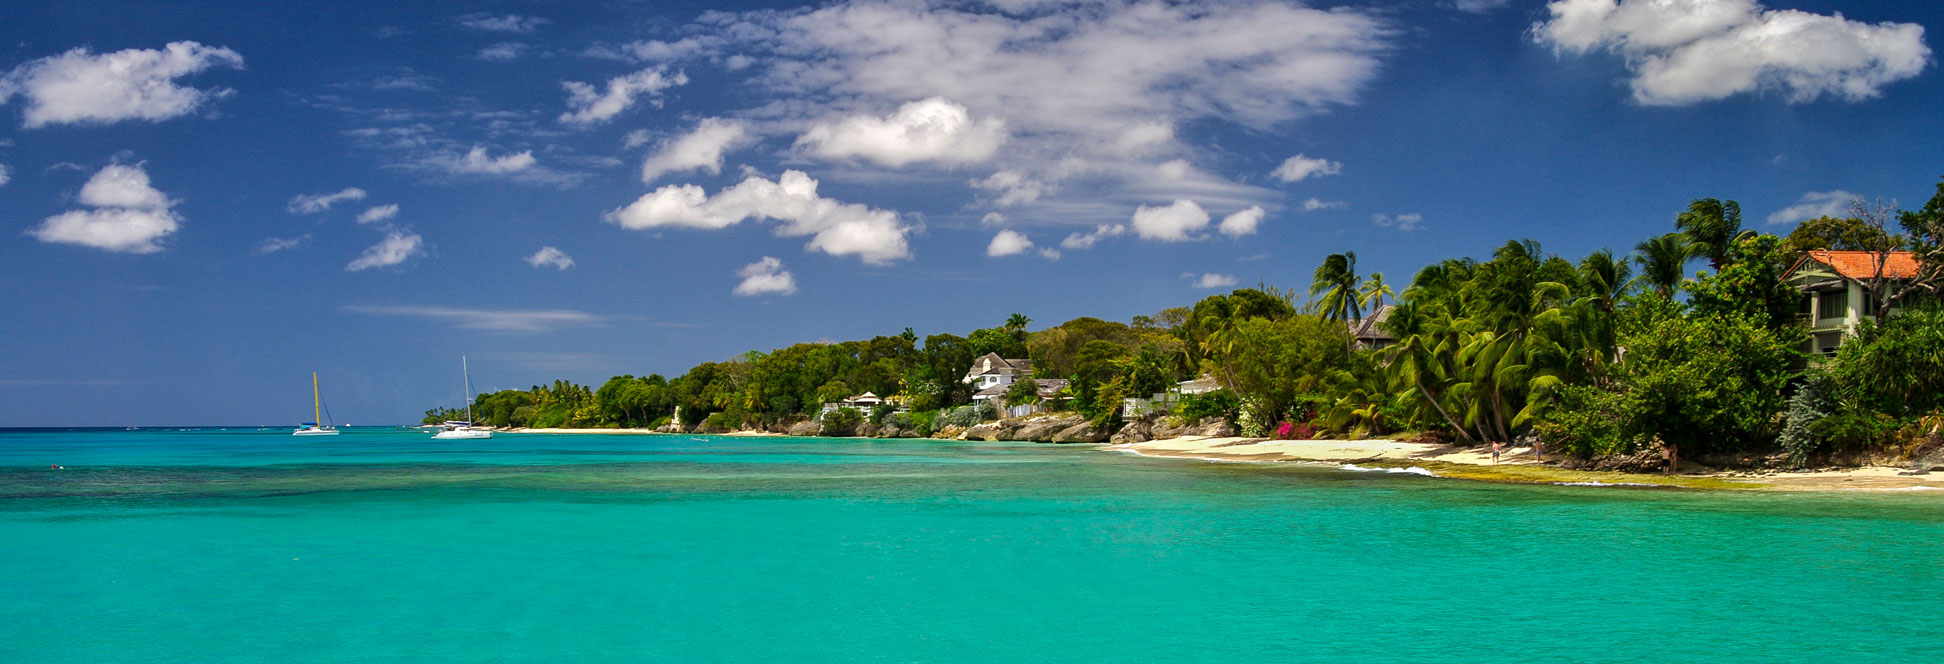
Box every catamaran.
[432,356,492,440]
[294,372,340,436]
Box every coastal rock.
[1052,422,1108,444]
[1192,417,1235,438]
[858,423,880,438]
[965,421,1013,441]
[876,425,903,439]
[1111,421,1152,445]
[897,428,924,438]
[788,421,821,437]
[932,425,966,440]
[1014,416,1083,442]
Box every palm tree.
[1675,198,1746,271]
[1632,233,1693,298]
[1359,273,1395,312]
[1309,252,1362,321]
[1005,313,1031,333]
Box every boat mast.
[462,355,474,423]
[312,372,322,426]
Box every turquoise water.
[3,428,1942,662]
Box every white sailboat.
[294,372,340,436]
[432,356,492,440]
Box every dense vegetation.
[428,177,1944,467]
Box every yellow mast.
[312,372,323,426]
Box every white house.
[1782,250,1919,356]
[963,353,1033,401]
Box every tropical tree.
[1359,273,1395,312]
[1675,198,1747,271]
[1310,252,1362,321]
[1633,233,1693,298]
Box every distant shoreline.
[503,426,1944,493]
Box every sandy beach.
[1112,436,1944,492]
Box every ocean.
[2,427,1940,662]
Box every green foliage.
[1609,310,1799,454]
[1310,252,1362,321]
[1214,314,1349,421]
[1003,376,1041,405]
[886,409,937,436]
[1091,376,1130,431]
[1632,233,1694,298]
[939,402,995,428]
[820,407,862,437]
[1829,302,1944,417]
[1675,198,1745,270]
[1687,233,1804,330]
[1781,215,1897,267]
[1174,390,1238,422]
[1813,410,1900,455]
[1778,372,1839,466]
[1531,385,1629,457]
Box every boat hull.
[431,428,492,440]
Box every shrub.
[1175,390,1239,422]
[1814,410,1899,453]
[1778,372,1838,466]
[939,402,996,428]
[1275,421,1319,440]
[820,407,862,437]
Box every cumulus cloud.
[1060,223,1126,250]
[1130,199,1211,242]
[1373,212,1423,231]
[1271,154,1342,182]
[970,170,1050,207]
[28,163,181,253]
[0,163,9,187]
[344,305,599,332]
[641,117,749,183]
[1302,197,1347,211]
[1765,190,1858,225]
[986,229,1036,257]
[558,67,687,125]
[287,187,367,214]
[796,97,1007,167]
[257,235,310,254]
[345,231,425,271]
[606,169,913,264]
[1218,206,1265,238]
[356,204,400,224]
[428,145,536,175]
[733,256,798,296]
[1190,273,1239,289]
[1534,0,1931,105]
[458,14,551,34]
[0,41,244,128]
[477,43,528,61]
[524,246,575,270]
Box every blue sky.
[1,0,1938,426]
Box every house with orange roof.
[1782,249,1920,355]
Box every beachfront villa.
[818,392,886,419]
[1348,304,1396,351]
[1782,250,1920,356]
[963,353,1033,396]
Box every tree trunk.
[1418,379,1479,445]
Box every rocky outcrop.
[857,423,880,438]
[1111,420,1152,445]
[1014,416,1082,442]
[1052,422,1108,443]
[965,421,1019,441]
[787,420,821,437]
[931,425,966,440]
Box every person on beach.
[1491,441,1503,464]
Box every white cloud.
[257,235,310,254]
[606,170,913,264]
[28,163,180,253]
[1131,199,1211,242]
[641,117,749,183]
[970,170,1049,207]
[1765,190,1858,225]
[288,187,367,214]
[1373,212,1423,231]
[524,246,575,270]
[1218,206,1265,238]
[558,68,687,125]
[1190,273,1239,289]
[356,203,400,224]
[0,163,9,186]
[733,256,798,296]
[477,43,528,61]
[980,212,1007,226]
[795,97,1007,167]
[431,146,536,175]
[1302,197,1347,211]
[0,41,244,128]
[623,129,651,149]
[986,229,1034,257]
[1060,223,1126,250]
[344,304,600,332]
[1453,0,1512,12]
[345,231,425,271]
[458,14,551,34]
[1534,0,1931,105]
[1271,154,1342,182]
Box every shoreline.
[505,426,1944,493]
[1111,436,1944,492]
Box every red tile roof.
[1799,250,1921,280]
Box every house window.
[1862,294,1876,317]
[1816,290,1847,320]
